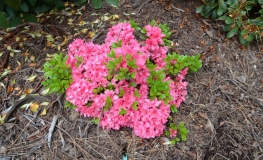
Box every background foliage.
[196,0,263,45]
[0,0,119,28]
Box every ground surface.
[0,0,263,159]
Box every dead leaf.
[211,55,220,62]
[20,102,33,109]
[40,102,50,106]
[30,102,39,113]
[40,107,47,116]
[111,14,119,20]
[200,40,205,46]
[29,63,36,67]
[15,61,22,71]
[24,88,33,94]
[41,88,50,95]
[30,55,35,61]
[179,24,184,28]
[206,119,214,133]
[0,82,5,88]
[198,112,208,119]
[209,45,215,51]
[0,146,7,154]
[4,123,14,130]
[160,137,170,144]
[26,75,37,82]
[88,31,96,39]
[81,29,89,34]
[7,85,14,94]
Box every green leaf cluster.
[164,53,202,76]
[149,19,172,47]
[132,101,138,110]
[91,117,99,124]
[0,0,66,28]
[196,0,263,45]
[0,0,119,28]
[103,96,113,111]
[119,108,127,115]
[65,100,77,109]
[107,52,138,81]
[42,53,72,94]
[129,19,142,31]
[165,122,189,145]
[170,104,178,114]
[147,69,172,104]
[129,19,173,47]
[93,83,116,95]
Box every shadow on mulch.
[0,0,263,159]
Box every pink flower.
[169,129,177,138]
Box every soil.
[0,0,263,159]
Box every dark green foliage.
[92,0,119,9]
[0,0,119,28]
[0,0,65,28]
[196,0,263,45]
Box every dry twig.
[48,115,58,149]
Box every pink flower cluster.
[66,22,188,138]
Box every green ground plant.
[196,0,263,45]
[0,0,119,28]
[42,53,72,94]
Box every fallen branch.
[48,115,58,149]
[2,95,49,123]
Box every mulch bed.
[0,0,263,159]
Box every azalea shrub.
[44,20,202,142]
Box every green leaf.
[76,0,88,6]
[181,135,187,141]
[225,17,233,24]
[223,24,232,32]
[91,118,99,124]
[27,0,37,7]
[92,0,102,9]
[105,0,119,7]
[23,13,37,22]
[195,5,204,13]
[3,0,20,8]
[226,26,239,38]
[119,88,125,97]
[259,0,263,4]
[42,0,55,6]
[19,1,28,12]
[5,5,18,18]
[130,81,137,87]
[0,12,9,28]
[119,108,127,115]
[245,34,254,42]
[41,4,52,13]
[170,105,178,113]
[217,7,223,16]
[10,15,22,27]
[134,89,140,98]
[239,34,248,46]
[55,0,65,10]
[132,101,138,110]
[0,1,6,11]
